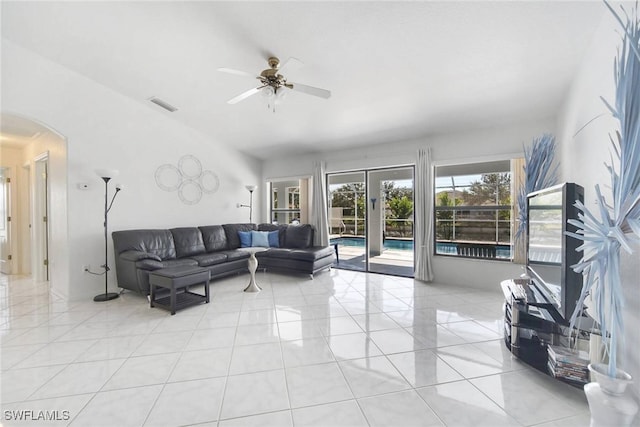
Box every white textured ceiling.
[1,1,606,159]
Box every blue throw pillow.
[268,230,279,248]
[251,230,270,248]
[238,230,252,248]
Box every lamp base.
[93,292,119,302]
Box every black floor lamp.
[93,169,122,302]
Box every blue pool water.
[331,237,413,251]
[330,237,511,258]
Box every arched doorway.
[0,113,68,292]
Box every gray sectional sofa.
[112,223,334,295]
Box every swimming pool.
[330,237,413,251]
[330,237,511,258]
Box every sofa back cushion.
[199,225,228,252]
[170,227,206,258]
[238,231,252,247]
[250,230,271,248]
[284,224,314,249]
[257,223,288,247]
[222,223,257,249]
[268,231,280,248]
[112,229,176,260]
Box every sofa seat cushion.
[257,246,334,262]
[161,258,199,269]
[288,246,335,261]
[218,250,250,261]
[256,248,291,259]
[135,257,198,271]
[190,252,227,267]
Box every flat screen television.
[526,182,584,322]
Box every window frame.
[268,178,309,225]
[433,161,513,261]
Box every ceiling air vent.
[149,97,178,112]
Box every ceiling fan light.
[275,87,286,105]
[262,86,275,97]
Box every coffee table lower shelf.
[151,291,207,314]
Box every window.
[269,179,309,225]
[287,186,300,210]
[434,160,513,260]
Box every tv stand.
[501,278,595,386]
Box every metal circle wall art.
[155,155,220,205]
[200,170,220,194]
[154,164,182,192]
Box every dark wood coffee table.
[149,266,210,315]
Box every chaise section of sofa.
[112,223,334,295]
[255,224,335,277]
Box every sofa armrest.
[120,250,162,262]
[135,259,164,270]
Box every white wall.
[1,39,262,300]
[264,117,556,289]
[557,2,640,400]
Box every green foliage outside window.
[330,182,414,237]
[435,172,511,244]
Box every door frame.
[327,164,415,276]
[32,152,50,282]
[20,163,32,275]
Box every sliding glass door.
[367,167,414,276]
[328,166,414,277]
[328,172,367,271]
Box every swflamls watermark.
[3,410,71,422]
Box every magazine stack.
[547,344,589,385]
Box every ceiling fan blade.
[278,57,303,75]
[218,68,257,79]
[227,86,264,104]
[288,82,331,99]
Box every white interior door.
[0,167,12,274]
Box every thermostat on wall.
[77,183,91,190]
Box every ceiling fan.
[218,56,331,110]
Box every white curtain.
[414,147,434,282]
[311,160,330,246]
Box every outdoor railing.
[436,241,511,260]
[329,216,414,238]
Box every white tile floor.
[0,270,592,426]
